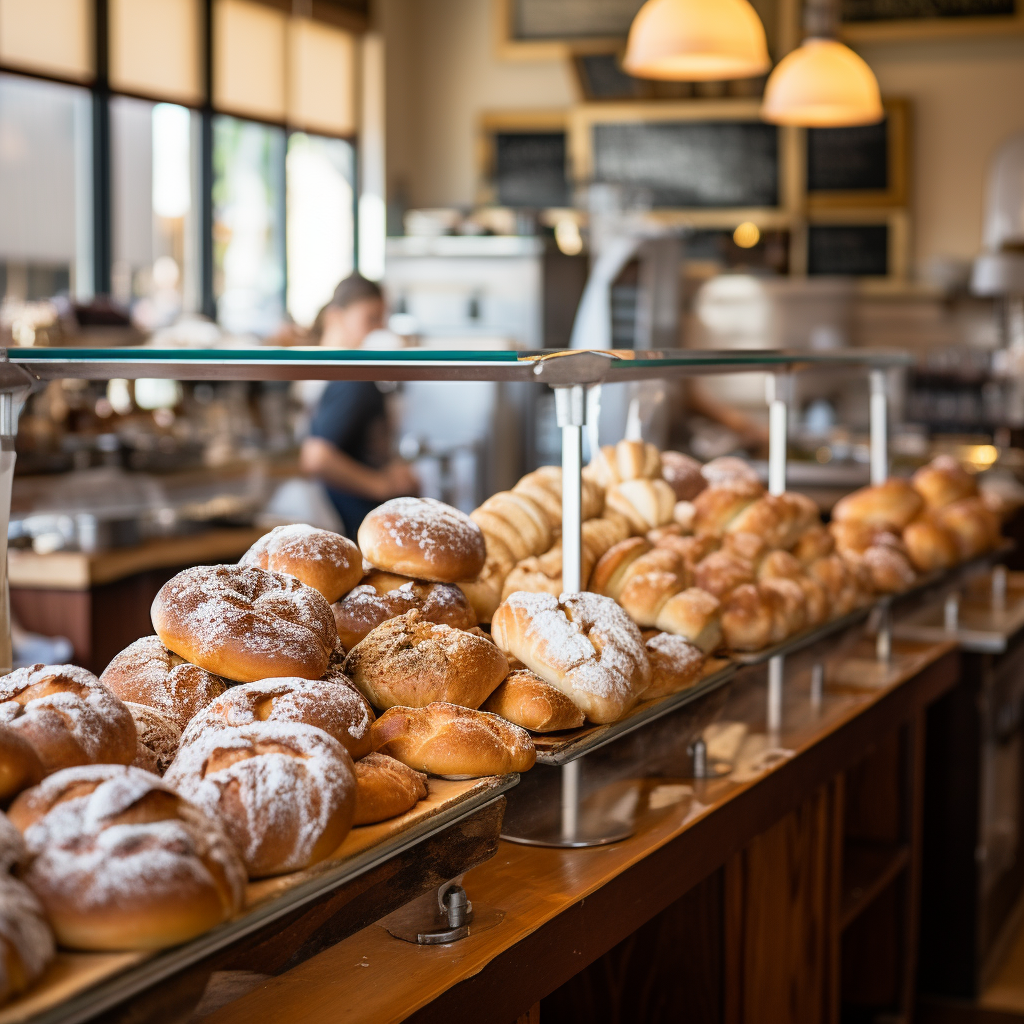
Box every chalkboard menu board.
[807,119,888,192]
[512,0,644,39]
[842,0,1012,19]
[575,54,648,100]
[808,224,889,276]
[592,121,779,208]
[494,132,570,208]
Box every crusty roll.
[797,576,830,627]
[240,524,363,603]
[1,810,26,871]
[757,549,804,581]
[660,451,707,502]
[903,516,959,573]
[912,455,978,511]
[343,611,508,711]
[166,722,356,877]
[859,546,916,593]
[832,478,924,531]
[792,524,834,566]
[0,725,44,805]
[0,664,136,775]
[808,555,859,617]
[760,577,807,643]
[694,549,756,599]
[181,676,374,760]
[935,497,1001,560]
[152,564,338,684]
[606,479,678,533]
[0,874,54,1005]
[490,591,648,724]
[332,576,476,650]
[101,635,229,731]
[701,456,761,487]
[721,584,774,652]
[653,587,723,652]
[642,632,706,700]
[359,497,486,583]
[371,702,536,777]
[481,668,586,733]
[353,752,428,825]
[9,765,245,950]
[655,533,721,572]
[588,440,662,487]
[126,702,181,775]
[474,491,552,559]
[693,480,765,538]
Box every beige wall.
[381,1,1024,276]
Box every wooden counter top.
[8,527,266,590]
[206,637,958,1024]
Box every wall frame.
[840,6,1024,42]
[806,207,911,282]
[477,109,572,206]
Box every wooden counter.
[203,636,958,1024]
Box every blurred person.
[299,275,418,534]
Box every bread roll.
[353,752,428,825]
[701,456,761,487]
[760,577,807,642]
[181,676,374,760]
[152,564,338,683]
[590,538,653,597]
[903,516,959,572]
[912,455,978,511]
[0,725,43,805]
[655,533,721,572]
[166,722,356,877]
[511,478,563,531]
[240,524,363,602]
[9,765,245,950]
[860,545,916,593]
[935,498,1000,560]
[653,588,723,652]
[792,524,834,566]
[721,584,773,652]
[0,811,26,872]
[101,635,229,731]
[642,632,705,700]
[481,669,586,733]
[693,480,764,537]
[0,874,54,1005]
[832,478,923,531]
[757,549,804,582]
[660,451,707,501]
[491,591,648,724]
[808,554,859,617]
[797,576,830,627]
[0,664,136,775]
[359,497,486,583]
[371,702,536,777]
[475,492,552,558]
[332,577,476,650]
[588,440,662,487]
[605,479,677,533]
[694,549,756,599]
[673,500,696,532]
[126,702,181,775]
[343,611,508,711]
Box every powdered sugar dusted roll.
[0,874,54,1005]
[126,703,181,775]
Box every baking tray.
[1,774,518,1024]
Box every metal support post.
[0,375,32,674]
[870,369,888,486]
[810,662,824,710]
[876,602,892,664]
[993,564,1008,610]
[766,374,789,497]
[768,655,784,733]
[944,592,960,632]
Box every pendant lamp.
[761,0,882,126]
[623,0,771,82]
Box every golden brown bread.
[760,577,807,643]
[126,703,181,775]
[152,565,338,684]
[0,725,44,805]
[652,588,723,652]
[359,497,486,583]
[642,632,706,700]
[0,874,54,1003]
[912,455,978,511]
[239,524,363,602]
[605,479,678,533]
[475,491,552,558]
[692,480,765,537]
[0,664,136,775]
[902,516,959,572]
[701,456,760,487]
[180,676,374,760]
[491,591,649,724]
[481,669,587,733]
[693,549,756,599]
[587,440,662,487]
[353,752,428,825]
[832,478,924,531]
[343,611,508,711]
[935,497,1000,560]
[371,702,536,777]
[165,721,357,877]
[101,635,229,731]
[792,525,834,566]
[9,765,245,950]
[720,584,774,652]
[660,451,707,501]
[654,533,721,572]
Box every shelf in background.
[841,842,911,931]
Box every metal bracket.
[383,879,476,945]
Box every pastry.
[240,524,363,602]
[0,874,54,1005]
[353,752,427,825]
[660,450,707,501]
[481,669,587,732]
[0,725,44,805]
[642,632,706,700]
[912,455,978,511]
[126,702,181,775]
[832,478,924,531]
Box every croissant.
[586,440,662,488]
[606,479,678,534]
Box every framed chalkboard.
[808,224,889,276]
[509,0,643,40]
[494,132,570,208]
[591,120,780,208]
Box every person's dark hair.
[330,274,383,310]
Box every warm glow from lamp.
[623,0,771,82]
[762,38,883,127]
[733,222,761,248]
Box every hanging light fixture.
[623,0,771,82]
[762,0,883,127]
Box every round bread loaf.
[343,611,508,711]
[642,632,706,701]
[180,676,374,760]
[371,702,536,777]
[490,591,649,724]
[165,722,356,877]
[240,524,363,603]
[693,480,765,538]
[832,478,923,531]
[481,668,586,733]
[860,545,916,593]
[0,874,54,1006]
[694,549,756,599]
[353,752,427,825]
[721,584,774,652]
[126,702,181,775]
[0,664,136,775]
[661,451,707,501]
[332,576,476,650]
[760,577,807,642]
[0,811,26,871]
[358,498,486,583]
[101,635,229,731]
[9,765,245,950]
[935,498,1000,560]
[152,564,338,683]
[0,724,44,805]
[912,455,977,511]
[903,516,959,572]
[652,587,723,652]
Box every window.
[286,133,355,327]
[0,73,92,303]
[213,115,285,336]
[110,97,201,327]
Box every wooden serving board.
[0,775,515,1024]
